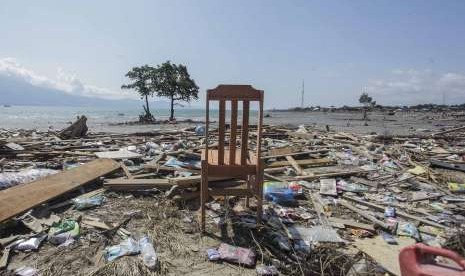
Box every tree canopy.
[121,65,155,122]
[122,61,199,122]
[151,61,199,121]
[359,92,373,106]
[359,92,376,121]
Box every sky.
[1,0,465,108]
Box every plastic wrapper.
[256,265,279,275]
[217,243,256,266]
[207,248,220,261]
[448,182,465,192]
[195,125,205,135]
[399,222,421,241]
[0,169,58,189]
[15,234,47,251]
[105,237,140,262]
[14,266,39,276]
[338,181,368,193]
[48,219,80,245]
[164,157,201,170]
[72,195,104,210]
[263,182,296,205]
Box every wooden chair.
[200,84,264,232]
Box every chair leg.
[245,175,251,208]
[256,161,264,225]
[200,161,207,232]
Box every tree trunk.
[145,95,150,116]
[170,95,175,121]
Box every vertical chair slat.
[241,100,249,165]
[229,100,238,165]
[218,100,226,165]
[256,92,264,161]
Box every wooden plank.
[342,195,447,229]
[0,248,11,269]
[268,157,334,168]
[207,84,262,100]
[339,200,391,230]
[0,159,120,223]
[170,176,230,186]
[350,176,378,188]
[207,164,256,177]
[256,92,263,161]
[241,100,249,165]
[264,173,288,183]
[328,217,375,232]
[120,162,133,179]
[218,99,225,165]
[256,93,264,225]
[355,235,415,276]
[202,149,248,165]
[104,176,230,188]
[285,156,307,175]
[82,220,111,230]
[263,149,329,159]
[432,125,465,136]
[95,149,142,159]
[229,99,238,165]
[291,169,371,180]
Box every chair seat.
[208,181,254,197]
[201,149,256,165]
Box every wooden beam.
[0,159,120,223]
[343,195,447,229]
[263,149,329,159]
[328,217,375,232]
[104,176,231,189]
[339,200,391,231]
[241,100,249,165]
[229,99,238,165]
[267,157,335,168]
[218,100,226,165]
[291,169,371,180]
[285,155,307,175]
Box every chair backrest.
[205,84,264,166]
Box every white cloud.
[0,57,134,100]
[366,69,465,105]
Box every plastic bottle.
[139,235,158,270]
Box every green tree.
[121,65,155,122]
[151,61,199,121]
[359,92,374,120]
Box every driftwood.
[59,115,88,139]
[432,125,465,136]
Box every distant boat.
[3,104,11,107]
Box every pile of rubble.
[0,120,465,275]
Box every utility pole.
[301,80,305,108]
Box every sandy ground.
[2,194,258,276]
[93,111,464,136]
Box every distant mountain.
[0,75,170,108]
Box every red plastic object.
[399,243,465,276]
